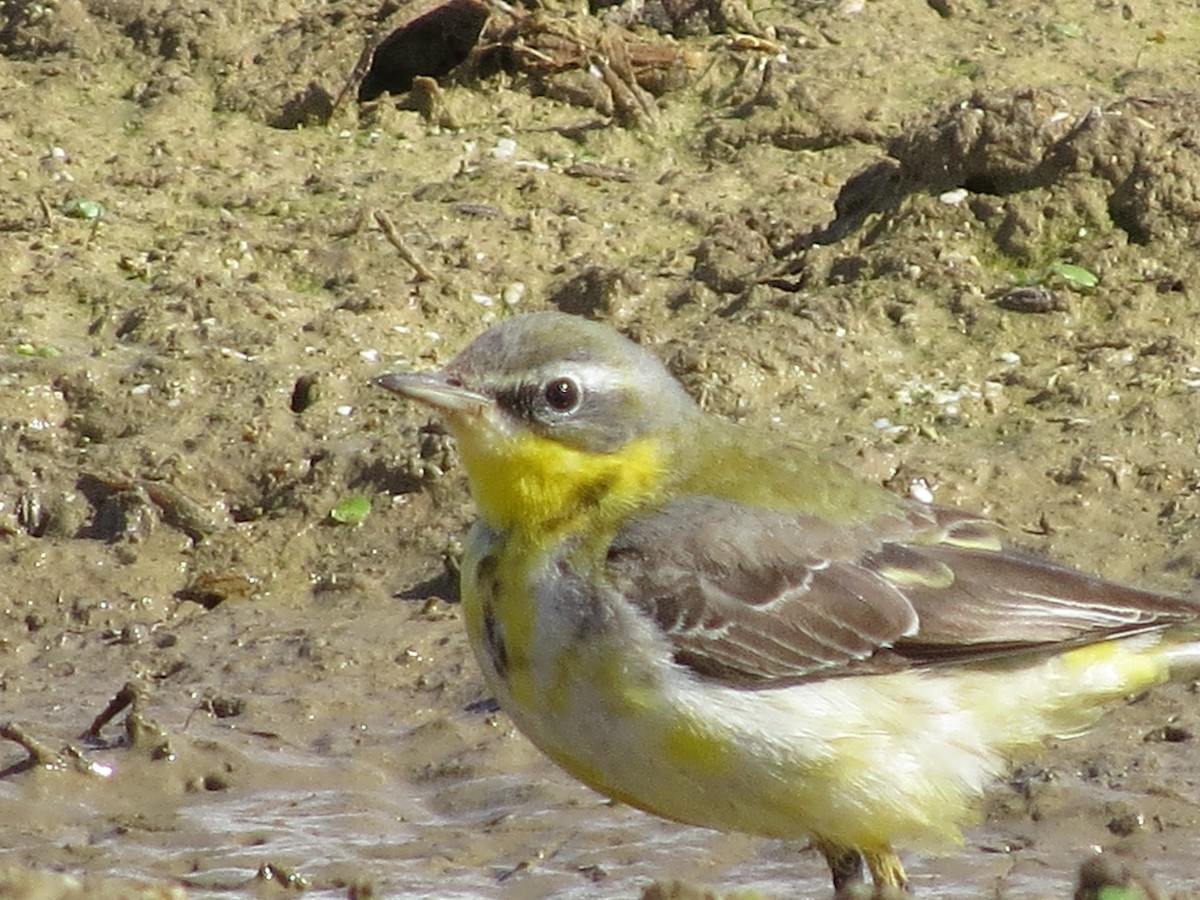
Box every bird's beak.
[375,372,490,416]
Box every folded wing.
[606,495,1198,686]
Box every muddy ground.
[3,0,1200,897]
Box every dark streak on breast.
[475,553,509,681]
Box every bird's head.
[378,312,698,536]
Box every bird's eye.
[543,377,581,412]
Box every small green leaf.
[1096,886,1150,900]
[15,342,61,358]
[1049,261,1099,288]
[60,198,106,220]
[330,496,371,525]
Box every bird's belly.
[527,665,1002,843]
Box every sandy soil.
[3,0,1200,897]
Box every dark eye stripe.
[495,383,536,417]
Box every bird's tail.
[957,630,1191,751]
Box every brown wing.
[606,495,1199,687]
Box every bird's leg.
[864,848,909,892]
[814,839,865,891]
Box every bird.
[376,310,1200,893]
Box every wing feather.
[606,495,1198,687]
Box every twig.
[36,193,53,229]
[332,35,383,119]
[1,721,65,770]
[373,209,435,281]
[82,682,140,740]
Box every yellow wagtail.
[378,311,1200,892]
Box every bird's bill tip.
[375,372,488,413]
